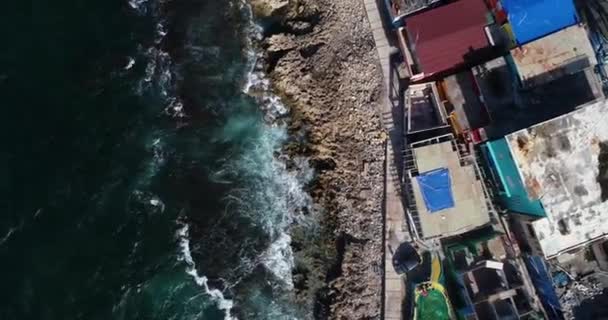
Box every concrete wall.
[509,213,544,256]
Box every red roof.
[405,0,490,76]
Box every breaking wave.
[126,0,316,317]
[176,222,235,319]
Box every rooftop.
[405,0,491,76]
[505,99,608,257]
[443,71,489,132]
[510,25,597,88]
[444,233,539,319]
[501,0,577,45]
[409,139,492,239]
[471,56,603,139]
[407,82,449,133]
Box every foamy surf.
[127,0,316,316]
[261,232,295,289]
[128,0,149,12]
[176,222,236,320]
[233,0,317,296]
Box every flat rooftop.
[505,100,608,257]
[473,57,603,139]
[410,140,492,238]
[511,25,597,88]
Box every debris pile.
[558,276,604,319]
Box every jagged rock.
[264,34,298,72]
[260,0,385,317]
[310,156,337,171]
[299,42,324,58]
[286,0,321,22]
[265,33,297,53]
[285,20,314,35]
[250,0,291,19]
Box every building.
[443,25,603,141]
[405,82,452,142]
[499,0,578,45]
[444,232,546,319]
[440,71,490,136]
[481,138,545,217]
[509,25,598,88]
[403,134,496,240]
[480,100,608,258]
[474,54,603,139]
[396,0,498,81]
[383,0,441,27]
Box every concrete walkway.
[384,143,411,320]
[362,1,412,320]
[363,0,392,98]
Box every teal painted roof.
[485,139,545,216]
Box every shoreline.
[251,0,386,318]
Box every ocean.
[0,0,314,319]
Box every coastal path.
[362,0,412,319]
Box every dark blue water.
[0,0,311,319]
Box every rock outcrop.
[253,0,385,318]
[250,0,292,19]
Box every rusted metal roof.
[510,25,597,87]
[405,0,490,76]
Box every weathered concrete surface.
[361,0,413,319]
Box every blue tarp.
[525,256,564,320]
[501,0,578,44]
[416,168,455,213]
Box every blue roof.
[416,168,455,213]
[501,0,578,44]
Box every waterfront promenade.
[362,0,411,319]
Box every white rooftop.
[505,100,608,257]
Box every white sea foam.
[124,57,135,70]
[149,198,165,212]
[224,0,317,291]
[0,220,25,247]
[176,222,236,319]
[0,228,16,247]
[261,232,295,288]
[128,0,149,11]
[155,22,167,43]
[219,112,315,287]
[128,0,316,315]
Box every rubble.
[558,276,605,319]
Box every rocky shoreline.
[250,0,386,318]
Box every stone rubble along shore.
[251,0,386,318]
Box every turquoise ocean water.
[0,0,312,319]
